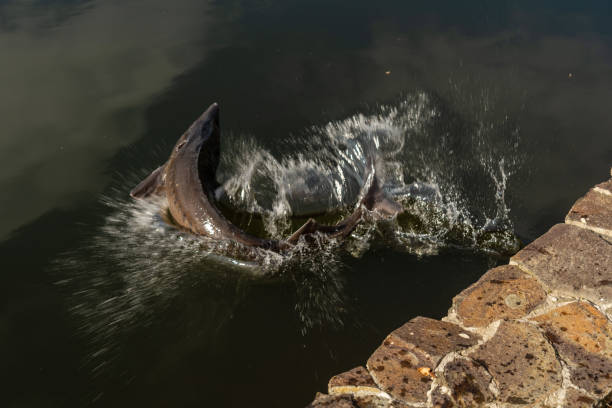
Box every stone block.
[443,357,495,406]
[566,188,612,238]
[533,302,612,397]
[328,366,388,398]
[468,320,562,405]
[595,390,612,408]
[532,302,612,358]
[430,388,455,408]
[307,393,357,408]
[451,265,547,327]
[366,341,434,404]
[563,388,597,408]
[510,223,612,306]
[595,179,612,196]
[366,317,479,404]
[388,317,480,364]
[352,395,409,408]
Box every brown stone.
[595,179,612,195]
[563,388,596,408]
[430,387,455,408]
[468,320,562,405]
[355,395,391,408]
[533,302,612,397]
[307,393,357,408]
[328,366,384,397]
[564,346,612,399]
[595,390,612,408]
[387,317,481,364]
[566,189,612,238]
[452,265,547,327]
[510,223,612,306]
[352,395,408,408]
[351,395,388,408]
[366,341,434,404]
[366,317,480,404]
[443,357,494,406]
[532,302,612,358]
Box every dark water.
[1,1,611,407]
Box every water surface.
[1,1,611,407]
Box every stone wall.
[307,169,612,408]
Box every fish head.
[170,102,221,185]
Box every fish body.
[131,103,402,251]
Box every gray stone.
[510,223,612,306]
[468,320,562,405]
[451,265,547,327]
[566,188,612,238]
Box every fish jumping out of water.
[130,103,402,251]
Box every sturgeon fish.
[131,103,402,251]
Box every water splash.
[219,91,520,256]
[56,91,522,373]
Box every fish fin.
[370,195,403,217]
[360,157,403,217]
[130,165,166,199]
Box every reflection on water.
[0,0,213,239]
[2,1,612,407]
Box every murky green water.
[1,1,611,407]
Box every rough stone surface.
[566,188,612,237]
[534,302,612,397]
[595,390,612,408]
[388,317,480,364]
[367,318,479,404]
[563,388,597,408]
[595,179,612,195]
[307,393,357,408]
[443,357,494,406]
[430,388,455,408]
[532,302,612,358]
[451,265,547,327]
[351,395,388,408]
[352,395,408,408]
[468,320,562,405]
[366,341,434,404]
[510,223,612,306]
[307,172,612,408]
[329,366,385,397]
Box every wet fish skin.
[131,103,403,252]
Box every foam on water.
[56,92,522,371]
